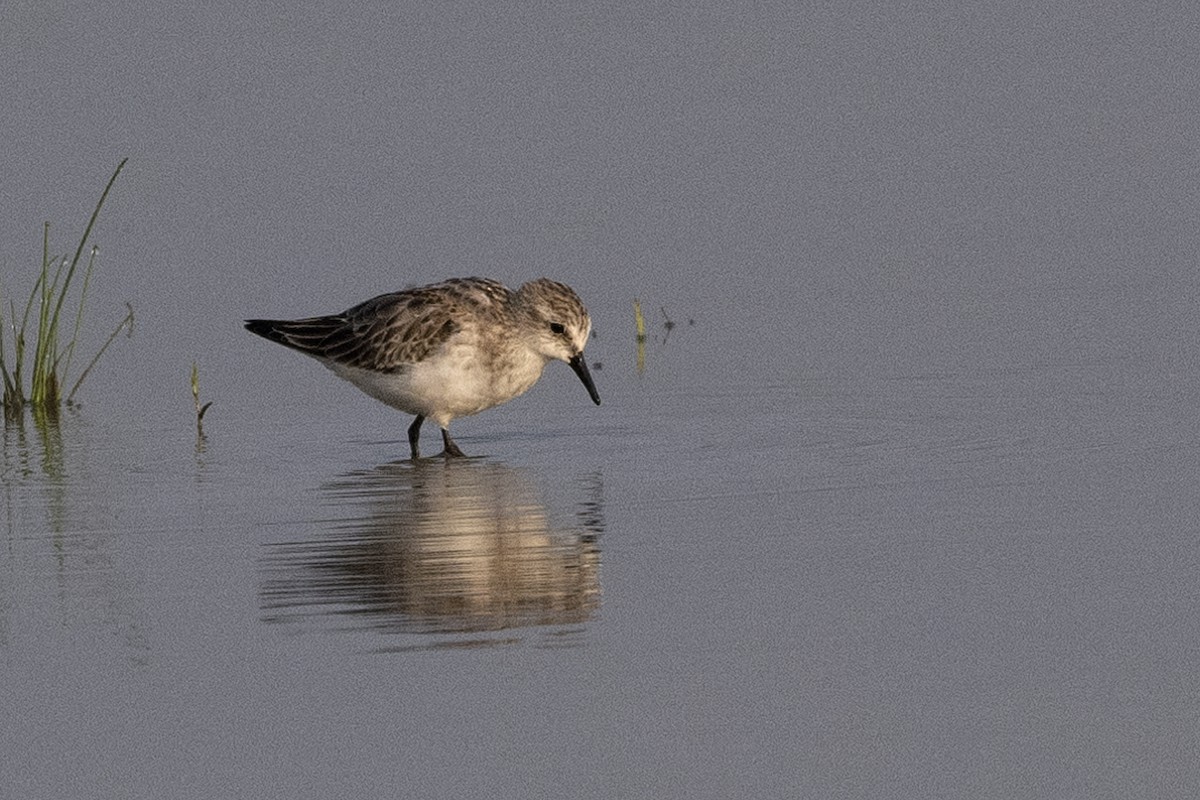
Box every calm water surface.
[5,332,1199,798]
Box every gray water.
[5,3,1200,798]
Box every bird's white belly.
[325,343,547,427]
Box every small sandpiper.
[245,277,600,458]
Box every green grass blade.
[58,244,99,382]
[42,159,127,397]
[4,297,27,409]
[0,293,16,408]
[30,229,59,406]
[65,303,133,404]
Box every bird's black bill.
[570,353,601,405]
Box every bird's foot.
[441,429,468,458]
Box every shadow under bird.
[245,277,601,458]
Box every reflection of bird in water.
[261,459,603,639]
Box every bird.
[245,277,600,458]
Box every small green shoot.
[633,299,646,375]
[191,362,213,437]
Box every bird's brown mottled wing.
[242,291,453,371]
[245,279,514,372]
[334,289,469,370]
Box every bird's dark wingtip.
[244,318,291,347]
[244,319,280,338]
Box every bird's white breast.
[325,341,547,427]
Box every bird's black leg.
[407,415,424,459]
[441,428,467,458]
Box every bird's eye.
[549,322,566,335]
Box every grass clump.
[1,158,133,420]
